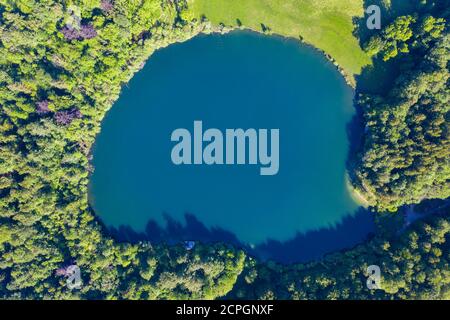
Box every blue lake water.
[89,31,374,263]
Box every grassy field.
[187,0,372,79]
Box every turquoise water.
[90,31,374,262]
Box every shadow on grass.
[353,0,434,45]
[345,0,433,166]
[351,0,447,95]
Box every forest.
[354,6,449,211]
[0,0,449,299]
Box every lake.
[89,31,374,263]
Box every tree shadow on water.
[107,208,375,265]
[109,212,243,245]
[253,207,375,264]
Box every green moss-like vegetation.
[0,0,449,300]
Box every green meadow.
[188,0,372,78]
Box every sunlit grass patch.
[188,0,372,77]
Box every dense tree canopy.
[0,0,244,299]
[231,212,450,300]
[0,0,448,300]
[354,10,449,210]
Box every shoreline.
[202,24,357,88]
[345,173,370,208]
